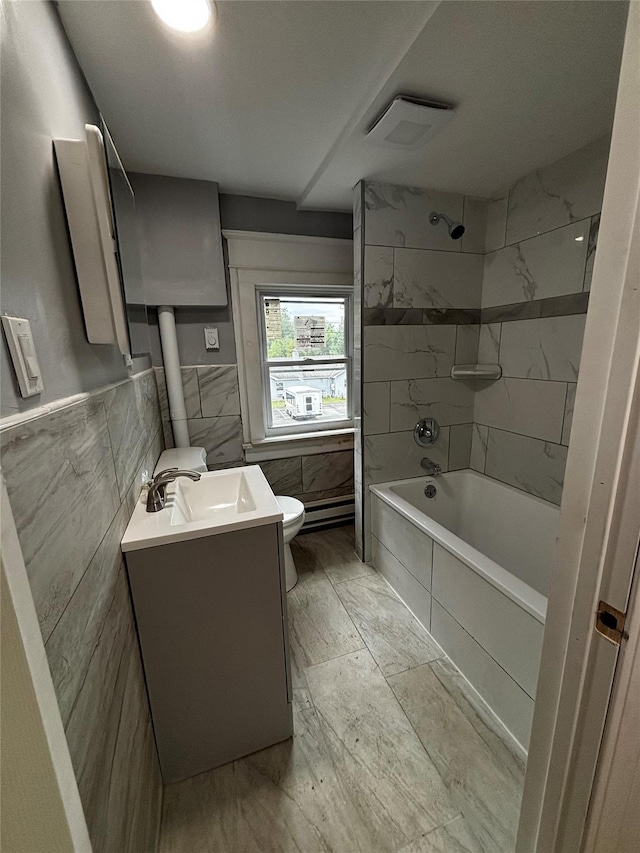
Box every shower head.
[429,211,465,240]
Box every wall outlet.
[204,326,219,351]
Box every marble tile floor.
[159,525,525,853]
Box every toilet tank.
[154,447,208,475]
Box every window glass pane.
[262,295,346,360]
[268,363,348,427]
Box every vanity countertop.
[121,464,283,552]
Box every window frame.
[256,285,354,438]
[225,230,354,460]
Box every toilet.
[154,448,304,591]
[275,495,305,592]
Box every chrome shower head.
[429,211,465,240]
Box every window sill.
[243,428,355,461]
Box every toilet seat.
[276,495,305,528]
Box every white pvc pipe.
[157,306,190,448]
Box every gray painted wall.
[0,1,149,419]
[146,194,351,368]
[219,193,352,240]
[0,5,163,849]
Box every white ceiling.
[57,0,628,212]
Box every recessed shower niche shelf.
[451,364,502,380]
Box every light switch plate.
[2,315,44,397]
[204,326,219,351]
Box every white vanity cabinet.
[124,520,292,784]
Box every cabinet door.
[126,522,291,783]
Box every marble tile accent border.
[480,292,589,324]
[363,308,480,326]
[363,295,588,327]
[424,308,481,326]
[363,307,425,326]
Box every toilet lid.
[276,495,305,524]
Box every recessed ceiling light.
[151,0,213,33]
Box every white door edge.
[517,4,640,851]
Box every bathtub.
[369,470,559,750]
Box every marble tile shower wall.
[0,369,164,852]
[355,135,608,555]
[357,180,484,559]
[470,135,608,504]
[155,366,354,505]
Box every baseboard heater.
[301,494,355,531]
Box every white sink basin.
[121,465,283,552]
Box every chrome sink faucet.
[146,468,201,513]
[421,457,442,476]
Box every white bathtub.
[370,470,559,750]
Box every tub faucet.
[146,468,201,513]
[421,457,442,476]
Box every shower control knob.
[414,417,440,447]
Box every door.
[516,3,640,850]
[583,547,640,852]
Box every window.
[225,230,354,457]
[258,290,353,436]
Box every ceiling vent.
[366,96,454,151]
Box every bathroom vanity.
[121,466,292,784]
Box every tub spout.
[421,457,442,476]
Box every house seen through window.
[258,291,353,436]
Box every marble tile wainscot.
[155,364,243,465]
[0,369,164,853]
